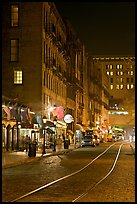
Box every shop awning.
[56,120,67,128]
[84,126,93,131]
[76,124,85,132]
[67,129,74,135]
[44,120,55,127]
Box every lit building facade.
[92,56,135,133]
[2,2,86,150]
[86,55,110,129]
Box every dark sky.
[55,2,135,56]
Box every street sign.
[64,114,74,124]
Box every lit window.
[106,65,113,69]
[116,71,120,75]
[106,71,109,75]
[127,84,130,89]
[110,72,113,75]
[110,65,113,69]
[120,84,123,89]
[11,5,19,27]
[120,71,123,75]
[127,71,134,75]
[116,65,120,69]
[11,39,18,62]
[120,78,123,82]
[131,84,134,89]
[14,70,22,84]
[116,85,120,89]
[116,64,123,69]
[110,85,113,89]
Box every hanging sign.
[64,114,74,124]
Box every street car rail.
[10,141,133,202]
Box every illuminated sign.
[64,114,74,124]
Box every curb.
[2,145,80,169]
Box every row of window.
[106,64,134,69]
[110,84,134,90]
[45,73,66,97]
[106,71,134,76]
[14,70,66,97]
[110,77,134,83]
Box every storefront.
[75,123,85,143]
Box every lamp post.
[42,116,47,155]
[53,118,57,151]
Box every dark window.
[10,39,19,62]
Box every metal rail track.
[10,141,134,202]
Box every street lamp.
[53,118,57,151]
[42,116,47,155]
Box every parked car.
[81,135,96,147]
[117,133,123,140]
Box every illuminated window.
[116,71,120,75]
[10,39,18,62]
[120,84,123,89]
[110,65,113,69]
[131,84,134,89]
[116,85,120,89]
[127,71,134,75]
[116,64,123,69]
[116,65,120,69]
[110,85,113,89]
[127,84,130,89]
[110,72,113,75]
[14,70,22,84]
[11,5,19,27]
[116,77,123,82]
[106,64,113,69]
[106,71,109,75]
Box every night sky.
[55,2,135,56]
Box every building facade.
[2,2,87,150]
[86,55,110,131]
[92,56,135,135]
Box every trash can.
[28,143,36,157]
[64,139,69,149]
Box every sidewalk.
[2,144,80,169]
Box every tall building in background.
[93,56,135,135]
